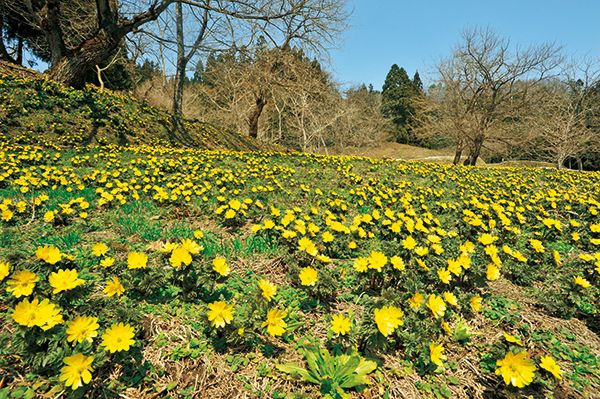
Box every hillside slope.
[0,63,274,152]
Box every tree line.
[0,3,599,168]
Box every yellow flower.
[402,236,417,250]
[409,292,424,309]
[368,251,387,271]
[552,250,561,266]
[486,264,500,281]
[170,246,192,268]
[194,230,204,239]
[573,276,591,289]
[496,351,536,388]
[437,268,452,284]
[322,231,334,243]
[6,270,39,298]
[60,353,94,390]
[180,238,202,255]
[299,266,318,286]
[0,261,11,281]
[43,211,55,223]
[224,209,236,219]
[429,342,446,366]
[49,269,85,294]
[427,294,446,319]
[92,243,109,257]
[354,257,369,272]
[415,246,429,257]
[530,239,545,253]
[101,323,135,353]
[36,245,62,264]
[442,292,458,307]
[161,242,179,253]
[127,252,148,269]
[66,316,99,344]
[12,298,63,330]
[207,301,234,328]
[104,277,125,297]
[100,257,115,268]
[539,355,562,379]
[478,234,498,246]
[373,305,404,337]
[503,332,523,346]
[258,279,277,301]
[330,314,352,336]
[390,256,405,270]
[470,295,483,312]
[212,257,230,276]
[262,308,287,336]
[447,259,462,276]
[298,237,318,256]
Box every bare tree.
[526,59,600,169]
[416,28,563,165]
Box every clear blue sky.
[329,0,600,90]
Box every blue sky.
[329,0,600,89]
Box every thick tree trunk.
[465,134,484,166]
[452,139,463,165]
[248,95,266,139]
[44,0,67,66]
[0,14,17,64]
[48,33,119,88]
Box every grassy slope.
[0,64,274,152]
[0,145,598,399]
[0,67,598,399]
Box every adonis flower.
[426,294,446,319]
[258,279,277,302]
[12,298,63,330]
[478,234,498,246]
[262,308,287,336]
[373,305,404,337]
[299,266,318,286]
[539,355,562,379]
[470,295,483,312]
[207,301,234,328]
[496,351,536,388]
[92,242,109,257]
[127,252,148,269]
[368,251,387,272]
[180,238,203,255]
[101,323,135,353]
[100,257,115,268]
[36,245,62,264]
[49,269,85,294]
[409,292,424,309]
[573,276,591,289]
[103,277,125,297]
[0,261,10,281]
[60,353,94,390]
[170,246,192,268]
[330,314,352,336]
[66,316,100,344]
[442,291,458,307]
[429,342,446,367]
[212,257,230,276]
[6,270,39,298]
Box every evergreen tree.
[381,64,418,143]
[413,71,423,92]
[191,60,205,84]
